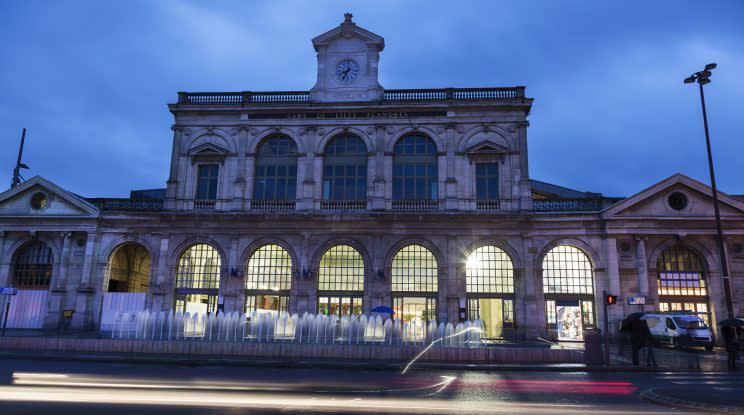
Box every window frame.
[392,134,439,201]
[253,135,299,202]
[322,134,368,201]
[195,164,219,201]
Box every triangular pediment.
[602,173,744,219]
[0,176,99,217]
[467,140,510,155]
[312,14,384,51]
[189,142,229,156]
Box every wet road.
[0,357,739,414]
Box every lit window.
[542,245,594,295]
[392,245,438,292]
[175,244,221,290]
[246,244,292,291]
[466,246,513,293]
[657,246,708,297]
[11,241,53,288]
[323,134,367,201]
[253,135,298,201]
[392,135,438,201]
[317,245,365,292]
[196,164,219,200]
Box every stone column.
[634,236,649,296]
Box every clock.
[336,59,360,84]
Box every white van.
[642,312,714,351]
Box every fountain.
[109,309,486,348]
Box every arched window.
[11,241,53,289]
[392,135,438,201]
[391,245,438,323]
[541,245,595,341]
[465,246,514,338]
[466,246,514,294]
[245,244,292,314]
[657,246,709,322]
[106,243,150,293]
[322,134,367,201]
[175,244,221,314]
[253,135,298,202]
[317,245,364,316]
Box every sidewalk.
[611,344,732,372]
[641,385,744,414]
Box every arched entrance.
[4,240,53,329]
[99,242,151,330]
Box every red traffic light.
[605,294,618,305]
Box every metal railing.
[391,200,442,212]
[319,200,368,211]
[532,198,605,212]
[249,200,296,211]
[177,87,525,105]
[87,198,164,212]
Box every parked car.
[642,312,714,351]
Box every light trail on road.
[0,385,674,414]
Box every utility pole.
[11,128,29,188]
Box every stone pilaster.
[231,126,248,211]
[0,231,8,287]
[164,126,183,210]
[604,237,622,331]
[371,125,386,210]
[55,232,72,290]
[634,236,649,296]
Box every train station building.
[0,14,742,342]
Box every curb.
[640,389,744,414]
[0,350,707,373]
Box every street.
[0,356,741,414]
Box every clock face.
[336,59,360,84]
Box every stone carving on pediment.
[456,126,464,134]
[183,128,192,136]
[317,128,326,136]
[436,126,445,134]
[367,127,374,134]
[508,124,517,133]
[387,127,395,135]
[230,128,239,136]
[299,128,306,136]
[250,128,258,135]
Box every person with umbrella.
[719,318,744,371]
[620,313,644,365]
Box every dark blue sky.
[1,1,742,198]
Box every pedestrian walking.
[641,319,657,367]
[630,318,644,366]
[722,325,738,370]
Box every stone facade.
[0,15,742,341]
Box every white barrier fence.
[109,310,485,347]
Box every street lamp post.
[684,63,734,320]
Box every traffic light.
[605,294,618,305]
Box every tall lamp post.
[684,63,734,320]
